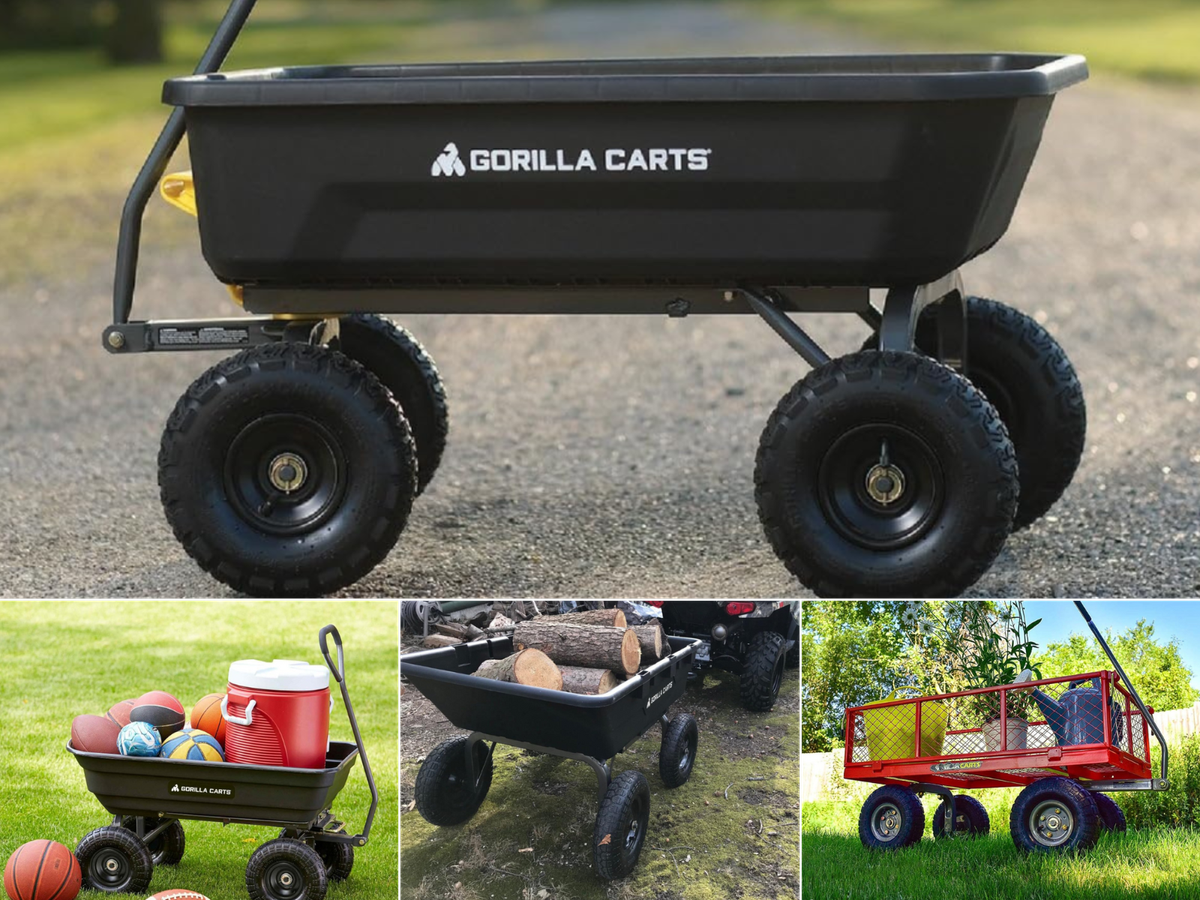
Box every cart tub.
[164,53,1087,290]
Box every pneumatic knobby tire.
[314,840,354,881]
[593,771,651,880]
[158,342,419,597]
[120,817,184,866]
[1091,792,1126,833]
[755,350,1018,597]
[415,737,493,827]
[76,826,154,894]
[327,314,449,495]
[1010,777,1100,854]
[858,785,925,851]
[931,795,990,839]
[740,632,787,712]
[246,839,327,900]
[659,713,699,788]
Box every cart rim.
[869,801,904,843]
[1029,799,1075,848]
[224,413,347,535]
[88,848,133,891]
[625,794,647,853]
[263,859,306,899]
[817,424,944,549]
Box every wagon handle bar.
[319,624,378,844]
[1074,601,1168,785]
[112,0,259,326]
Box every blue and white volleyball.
[118,721,162,757]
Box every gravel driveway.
[1,2,1197,597]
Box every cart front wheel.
[755,350,1018,597]
[858,785,925,851]
[1010,777,1100,854]
[593,771,651,880]
[931,795,990,839]
[659,713,699,788]
[1090,792,1127,833]
[415,737,494,827]
[76,826,154,894]
[246,839,327,900]
[324,314,449,495]
[313,839,354,881]
[120,817,184,866]
[159,342,418,597]
[740,632,787,712]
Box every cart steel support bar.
[1075,601,1170,788]
[466,732,613,804]
[909,782,956,836]
[114,816,175,845]
[112,0,259,326]
[875,270,965,365]
[743,288,832,369]
[103,317,320,354]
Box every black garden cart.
[106,0,1090,598]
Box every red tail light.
[642,601,665,608]
[725,602,756,616]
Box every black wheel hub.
[224,414,346,536]
[263,860,305,900]
[817,424,944,549]
[625,797,646,854]
[89,849,131,890]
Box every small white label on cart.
[646,681,674,710]
[431,142,711,177]
[930,761,983,773]
[169,781,235,798]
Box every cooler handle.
[220,697,256,726]
[319,624,377,846]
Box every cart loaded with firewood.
[400,609,699,879]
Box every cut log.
[558,666,622,695]
[422,634,460,649]
[632,624,664,661]
[474,650,563,690]
[436,622,486,641]
[487,614,516,631]
[513,622,641,676]
[554,608,628,628]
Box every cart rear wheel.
[1090,792,1127,833]
[593,771,651,880]
[740,632,787,712]
[324,314,449,495]
[120,817,184,866]
[931,795,989,839]
[1010,777,1100,853]
[76,826,154,894]
[415,737,494,826]
[246,839,327,900]
[858,785,925,851]
[313,840,354,881]
[755,350,1017,597]
[659,713,699,788]
[158,342,418,597]
[865,296,1085,530]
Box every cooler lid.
[229,659,330,692]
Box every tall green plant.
[959,602,1042,722]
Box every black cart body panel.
[400,635,698,758]
[164,54,1085,291]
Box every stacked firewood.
[472,608,668,695]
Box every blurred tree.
[1040,620,1199,712]
[0,0,97,50]
[103,0,164,64]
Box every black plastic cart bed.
[104,0,1090,598]
[401,635,700,879]
[68,627,377,900]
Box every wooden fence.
[802,700,1200,803]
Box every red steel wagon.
[842,602,1169,854]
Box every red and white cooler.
[222,659,332,769]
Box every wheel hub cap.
[268,453,308,493]
[871,802,902,842]
[865,464,905,505]
[1031,801,1074,847]
[105,860,119,873]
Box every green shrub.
[1121,734,1200,828]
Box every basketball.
[133,691,184,716]
[105,699,136,728]
[160,730,225,762]
[70,715,121,755]
[189,694,226,745]
[4,840,81,900]
[130,692,186,743]
[117,722,161,757]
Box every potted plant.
[959,602,1042,752]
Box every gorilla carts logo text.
[431,142,711,177]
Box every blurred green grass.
[0,601,397,900]
[771,1,1200,82]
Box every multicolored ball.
[160,729,225,762]
[117,721,161,757]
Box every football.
[146,892,211,900]
[71,714,121,755]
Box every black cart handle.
[319,624,377,845]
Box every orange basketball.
[4,840,80,900]
[190,693,227,746]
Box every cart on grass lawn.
[844,602,1169,854]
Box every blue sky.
[1023,601,1200,692]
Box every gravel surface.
[1,2,1198,598]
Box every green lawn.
[0,601,397,900]
[804,796,1200,899]
[768,0,1200,82]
